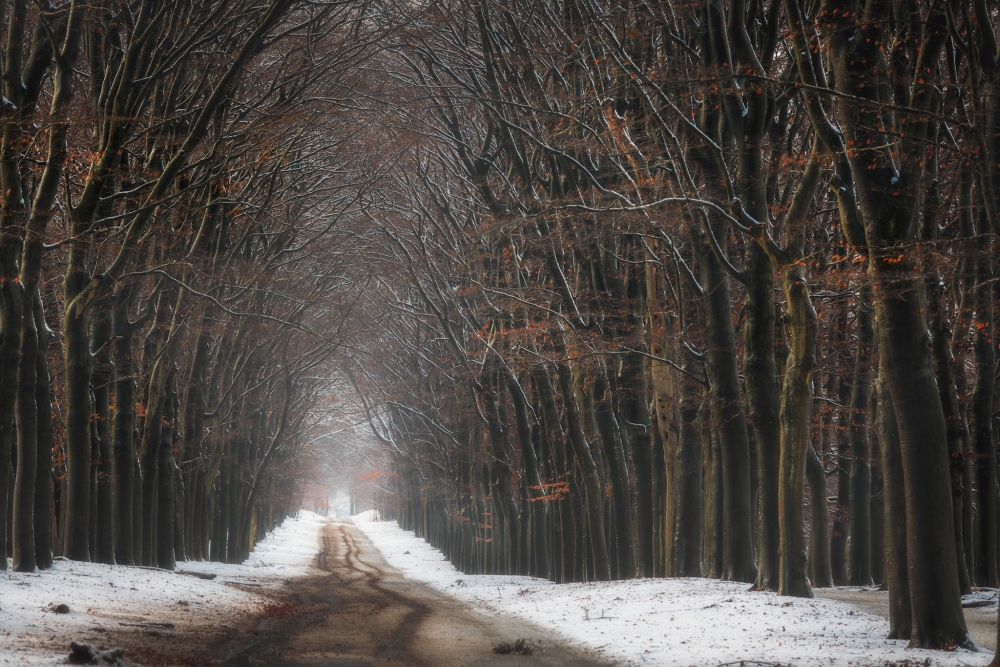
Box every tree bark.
[871,258,971,648]
[11,285,36,572]
[32,294,53,569]
[776,261,817,598]
[695,217,756,583]
[847,292,874,586]
[805,444,833,588]
[971,217,996,587]
[552,329,610,581]
[156,381,177,569]
[111,288,138,565]
[877,364,911,639]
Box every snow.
[0,510,326,665]
[354,514,993,667]
[963,589,998,608]
[3,508,991,667]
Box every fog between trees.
[2,0,999,659]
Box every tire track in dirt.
[218,520,614,666]
[221,521,429,665]
[336,524,430,663]
[219,532,336,666]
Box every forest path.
[815,588,996,650]
[221,519,612,666]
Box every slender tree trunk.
[674,354,703,577]
[111,289,137,565]
[646,259,679,577]
[877,363,911,639]
[971,224,997,587]
[704,412,724,578]
[92,308,114,564]
[0,0,29,574]
[14,3,82,570]
[869,405,884,587]
[831,363,851,584]
[847,292,874,586]
[590,359,635,579]
[141,358,171,565]
[805,444,833,587]
[156,382,177,569]
[32,294,52,570]
[746,240,781,593]
[62,304,91,561]
[132,454,142,562]
[532,365,575,581]
[552,330,610,581]
[507,375,550,580]
[11,285,36,572]
[621,259,654,577]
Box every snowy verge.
[0,510,327,665]
[354,514,991,667]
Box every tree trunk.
[62,303,91,561]
[92,308,114,564]
[776,260,817,598]
[552,330,610,581]
[746,240,781,593]
[621,260,654,578]
[111,288,137,565]
[646,259,679,577]
[871,260,971,649]
[971,226,996,587]
[32,294,53,569]
[674,354,703,577]
[532,364,575,581]
[590,359,635,579]
[507,375,550,580]
[695,218,756,583]
[704,412,724,578]
[805,444,833,588]
[831,366,851,585]
[847,292,874,586]
[156,383,177,569]
[877,364,911,639]
[11,284,36,572]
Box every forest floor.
[816,587,997,651]
[2,513,996,667]
[0,514,613,666]
[354,513,997,667]
[0,512,325,665]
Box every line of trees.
[345,0,1000,654]
[0,0,377,575]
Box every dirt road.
[219,520,612,666]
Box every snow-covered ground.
[0,510,326,665]
[354,512,993,667]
